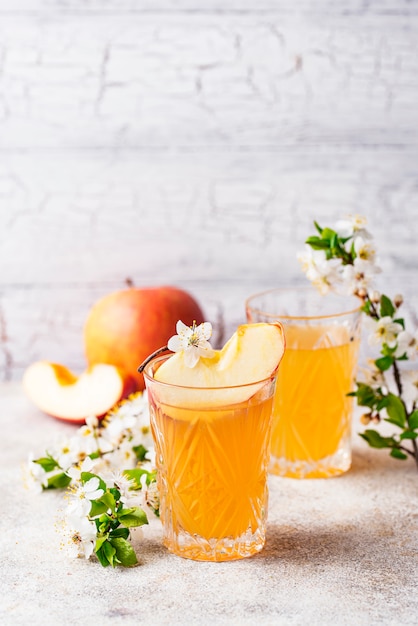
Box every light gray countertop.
[1,382,418,626]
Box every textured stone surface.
[2,381,418,625]
[0,1,417,382]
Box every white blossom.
[25,455,50,493]
[368,316,403,348]
[54,437,82,472]
[139,473,160,515]
[66,457,97,482]
[340,257,380,295]
[67,476,105,518]
[401,370,418,406]
[66,517,97,560]
[106,471,136,504]
[335,214,371,239]
[353,236,376,263]
[395,329,418,360]
[297,247,342,294]
[359,359,387,390]
[167,320,215,367]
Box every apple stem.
[137,346,170,373]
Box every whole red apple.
[84,285,205,390]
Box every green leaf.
[359,430,392,449]
[314,220,323,235]
[390,448,408,460]
[109,487,121,501]
[47,472,72,489]
[400,431,418,440]
[305,236,330,250]
[351,383,378,409]
[103,540,117,567]
[109,527,130,540]
[329,232,338,250]
[119,506,149,528]
[361,300,372,316]
[89,500,109,518]
[95,536,108,552]
[133,444,149,462]
[381,343,397,357]
[99,491,116,512]
[385,393,407,428]
[376,396,389,411]
[321,227,337,241]
[393,317,405,330]
[33,456,59,472]
[375,356,394,372]
[109,537,138,567]
[409,410,418,430]
[380,294,395,318]
[95,546,110,567]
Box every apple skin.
[22,361,137,425]
[84,285,205,390]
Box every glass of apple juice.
[246,288,362,479]
[143,349,280,562]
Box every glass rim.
[142,354,278,391]
[245,286,362,321]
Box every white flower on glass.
[401,370,418,406]
[297,247,342,294]
[66,517,97,560]
[368,316,403,348]
[335,214,371,239]
[167,320,215,367]
[395,329,418,360]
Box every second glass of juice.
[246,287,362,478]
[143,355,278,561]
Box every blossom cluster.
[25,392,159,566]
[298,215,380,296]
[301,215,418,466]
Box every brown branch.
[137,346,170,374]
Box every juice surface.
[150,395,273,542]
[271,324,359,469]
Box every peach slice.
[22,361,135,424]
[151,322,285,408]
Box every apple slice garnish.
[150,322,285,408]
[22,361,135,424]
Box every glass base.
[269,445,351,479]
[163,525,266,562]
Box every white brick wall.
[1,0,417,380]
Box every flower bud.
[394,294,404,308]
[370,290,381,304]
[360,413,371,425]
[356,287,368,299]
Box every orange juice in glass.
[246,288,361,478]
[142,322,284,561]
